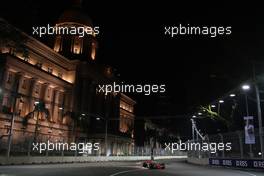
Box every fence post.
[218,133,225,158]
[61,139,64,156]
[206,135,211,158]
[27,138,32,156]
[237,131,244,159]
[45,136,49,156]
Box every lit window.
[106,67,111,75]
[35,84,40,94]
[35,62,42,68]
[71,36,83,54]
[58,72,63,79]
[6,72,12,84]
[2,94,10,107]
[22,79,27,89]
[2,95,11,113]
[47,88,50,98]
[91,42,96,60]
[24,57,29,62]
[47,67,53,74]
[18,98,24,116]
[54,36,62,52]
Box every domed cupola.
[53,0,98,61]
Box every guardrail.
[0,155,187,165]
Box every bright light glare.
[219,100,224,103]
[198,112,202,115]
[230,94,236,97]
[242,84,250,90]
[211,105,216,108]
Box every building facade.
[0,3,136,156]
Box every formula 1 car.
[142,160,165,169]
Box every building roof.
[57,6,93,27]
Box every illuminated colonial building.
[53,2,98,61]
[0,2,135,156]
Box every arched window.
[71,36,83,54]
[18,98,24,116]
[91,42,96,60]
[54,36,62,52]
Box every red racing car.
[142,160,165,169]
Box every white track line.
[237,171,257,176]
[109,168,144,176]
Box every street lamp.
[241,84,250,116]
[242,84,250,91]
[7,79,20,158]
[254,82,264,159]
[85,113,109,156]
[95,115,108,156]
[219,100,224,103]
[241,84,254,157]
[230,94,236,97]
[211,105,216,108]
[218,100,224,115]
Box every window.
[35,84,40,94]
[120,115,130,133]
[58,72,63,79]
[2,94,10,107]
[54,36,62,52]
[24,57,29,62]
[22,79,27,89]
[47,67,53,74]
[6,72,12,84]
[2,93,11,113]
[18,98,24,115]
[91,42,96,60]
[71,36,83,54]
[45,104,51,120]
[106,67,111,75]
[58,92,64,104]
[35,62,42,68]
[47,88,51,98]
[130,106,134,113]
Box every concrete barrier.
[0,155,187,165]
[187,157,209,165]
[154,156,187,160]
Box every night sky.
[1,1,263,136]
